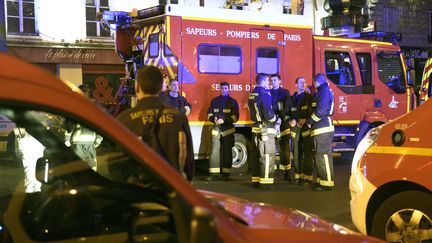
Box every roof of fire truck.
[103,4,402,48]
[166,4,311,28]
[104,4,313,29]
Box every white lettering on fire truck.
[245,84,257,91]
[211,83,243,92]
[210,83,258,92]
[284,34,301,42]
[185,27,217,36]
[226,30,259,39]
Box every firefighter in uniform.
[306,73,335,191]
[248,73,277,189]
[288,77,314,185]
[67,124,103,171]
[14,127,43,192]
[66,84,103,171]
[269,74,291,179]
[159,79,192,116]
[207,82,239,180]
[117,66,195,181]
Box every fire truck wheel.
[370,190,432,242]
[231,133,249,175]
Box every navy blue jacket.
[248,86,276,127]
[307,82,334,136]
[289,91,313,120]
[270,87,290,118]
[207,95,239,133]
[118,97,195,180]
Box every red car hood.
[199,190,351,234]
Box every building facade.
[4,0,432,98]
[4,0,157,108]
[366,0,432,87]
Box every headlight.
[391,129,405,146]
[351,126,382,173]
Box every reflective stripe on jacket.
[248,86,276,127]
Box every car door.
[0,106,194,243]
[373,47,409,119]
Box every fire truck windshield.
[377,51,407,94]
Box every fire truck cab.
[102,4,414,172]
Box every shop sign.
[44,48,97,62]
[8,47,123,64]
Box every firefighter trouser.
[72,143,97,169]
[15,130,43,193]
[209,128,235,177]
[291,125,314,181]
[250,130,276,186]
[276,129,291,173]
[313,131,334,187]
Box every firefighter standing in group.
[288,77,314,185]
[306,73,335,191]
[248,73,277,189]
[269,74,291,180]
[160,79,192,116]
[207,82,239,181]
[117,66,195,182]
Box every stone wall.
[368,0,432,48]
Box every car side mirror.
[407,69,415,87]
[190,206,218,243]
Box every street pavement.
[192,155,357,231]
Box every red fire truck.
[102,4,415,172]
